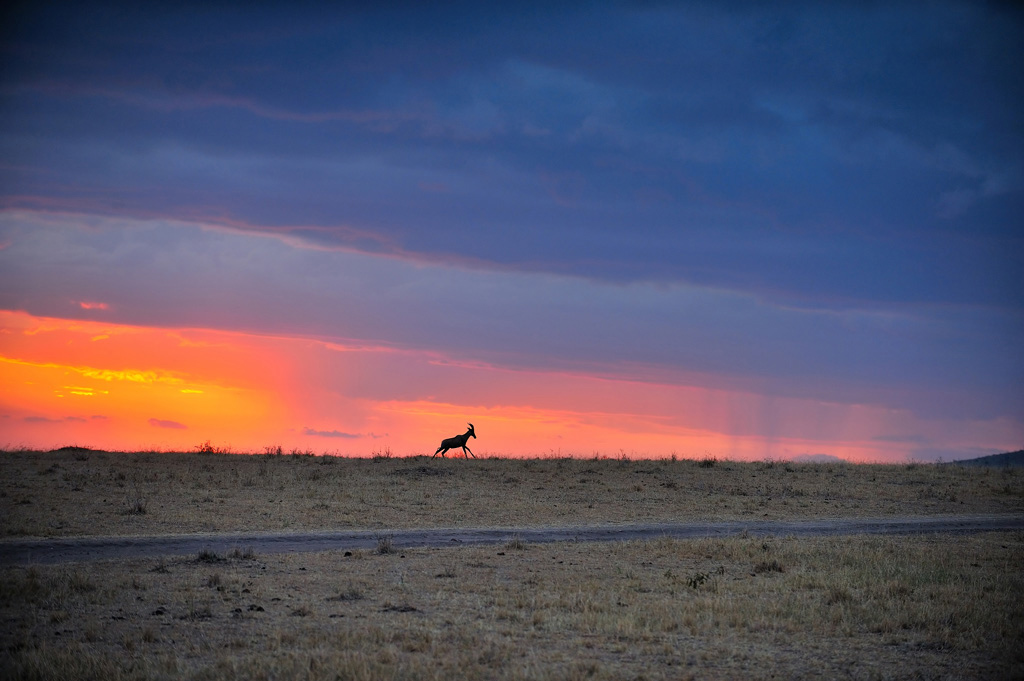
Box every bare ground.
[2,514,1022,565]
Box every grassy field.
[1,449,1022,538]
[1,532,1021,680]
[1,449,1022,680]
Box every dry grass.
[1,532,1021,680]
[1,450,1022,538]
[1,450,1021,679]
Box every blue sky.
[1,1,1021,459]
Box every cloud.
[0,213,1019,426]
[23,415,86,424]
[24,415,61,423]
[1,3,1020,310]
[303,427,361,439]
[149,418,187,430]
[872,434,928,444]
[0,353,186,388]
[1,211,1021,425]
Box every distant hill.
[949,450,1024,467]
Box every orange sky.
[2,308,1016,461]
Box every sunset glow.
[1,309,1018,461]
[1,4,1021,461]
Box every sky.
[1,1,1021,461]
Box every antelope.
[433,423,476,458]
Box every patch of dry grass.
[1,450,1021,538]
[1,532,1021,680]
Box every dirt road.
[2,514,1021,566]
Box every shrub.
[196,549,226,563]
[753,559,785,574]
[228,546,256,560]
[326,584,365,602]
[121,497,147,515]
[194,440,230,454]
[375,535,395,555]
[504,534,526,551]
[687,572,709,589]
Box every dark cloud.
[872,434,928,444]
[1,2,1020,309]
[148,418,187,430]
[23,415,85,423]
[303,427,361,439]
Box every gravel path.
[2,514,1022,566]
